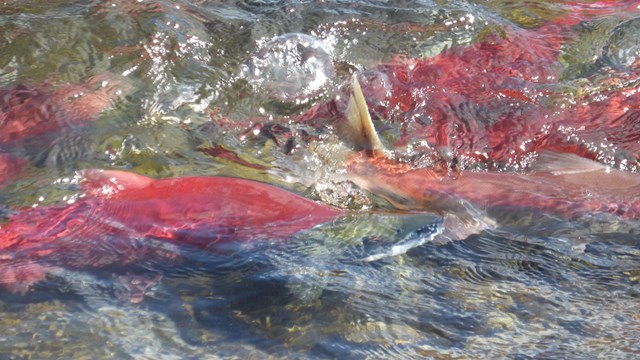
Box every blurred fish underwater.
[0,0,639,358]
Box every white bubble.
[243,33,335,103]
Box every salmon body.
[0,170,342,293]
[343,5,640,168]
[379,50,640,166]
[0,75,128,187]
[348,152,640,221]
[0,75,127,145]
[343,73,640,232]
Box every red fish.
[0,74,128,145]
[258,22,569,169]
[361,22,564,152]
[346,7,640,169]
[344,76,640,227]
[0,73,129,187]
[349,151,640,220]
[0,170,342,294]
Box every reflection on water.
[1,0,640,358]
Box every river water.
[1,0,639,359]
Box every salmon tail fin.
[530,151,608,175]
[341,75,386,152]
[79,169,153,197]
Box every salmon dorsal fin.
[80,169,153,197]
[530,151,609,175]
[342,75,386,152]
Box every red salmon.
[0,74,128,145]
[344,76,640,226]
[0,170,342,293]
[0,74,129,187]
[348,151,640,220]
[349,8,640,168]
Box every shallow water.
[1,0,640,358]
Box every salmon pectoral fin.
[531,151,640,194]
[530,151,608,175]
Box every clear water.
[1,0,640,358]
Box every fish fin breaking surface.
[343,75,386,152]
